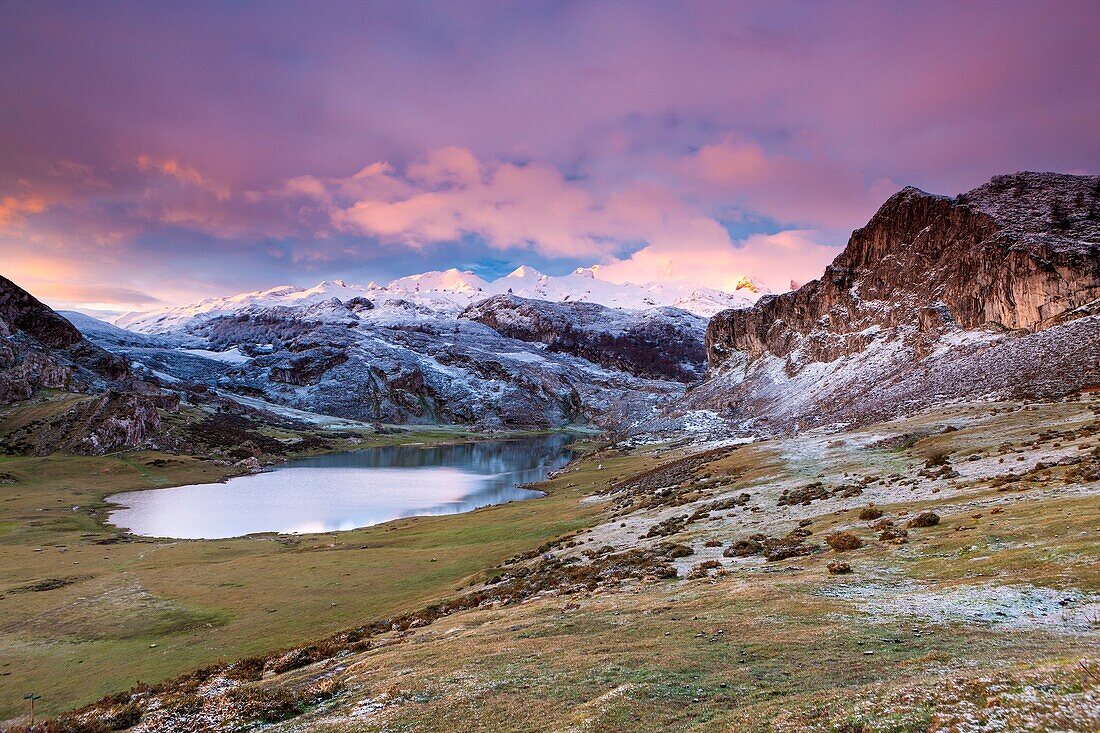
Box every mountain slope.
[689,172,1100,433]
[0,276,178,454]
[173,298,684,429]
[83,275,721,429]
[462,294,708,382]
[0,275,131,404]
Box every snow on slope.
[114,266,767,334]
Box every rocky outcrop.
[0,275,132,405]
[267,348,350,386]
[462,294,707,382]
[0,276,184,454]
[0,276,83,348]
[707,172,1100,369]
[693,172,1100,432]
[7,391,175,456]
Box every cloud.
[326,149,841,291]
[677,139,899,229]
[597,223,840,293]
[2,253,162,311]
[33,283,162,308]
[0,193,50,230]
[0,142,853,308]
[332,150,624,258]
[137,155,231,200]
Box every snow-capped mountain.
[114,266,766,334]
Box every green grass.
[0,439,625,720]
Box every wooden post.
[24,693,41,724]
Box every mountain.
[0,275,131,404]
[114,266,766,333]
[0,276,176,454]
[89,267,756,429]
[688,172,1100,433]
[85,295,689,430]
[463,294,707,382]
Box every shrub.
[660,542,694,559]
[925,451,951,468]
[825,531,864,552]
[858,504,883,521]
[908,511,941,528]
[723,537,763,557]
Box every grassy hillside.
[3,395,1099,730]
[0,415,611,722]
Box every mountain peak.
[731,275,763,293]
[506,265,546,280]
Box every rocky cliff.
[0,276,172,454]
[0,275,131,404]
[692,172,1100,432]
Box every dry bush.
[825,531,864,551]
[859,504,884,520]
[908,511,941,528]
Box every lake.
[106,433,576,539]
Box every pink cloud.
[330,148,841,292]
[333,150,616,258]
[596,189,840,292]
[0,193,50,230]
[136,155,231,201]
[677,139,898,229]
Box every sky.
[1,0,1097,315]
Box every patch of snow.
[179,346,252,365]
[821,580,1099,633]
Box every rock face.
[0,275,131,405]
[462,294,707,382]
[6,390,177,456]
[694,172,1100,432]
[0,276,177,454]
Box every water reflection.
[107,433,576,539]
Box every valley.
[4,396,1095,731]
[0,427,606,721]
[0,171,1097,731]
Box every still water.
[106,434,575,539]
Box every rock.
[234,457,262,472]
[0,275,133,406]
[14,391,173,455]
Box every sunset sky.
[1,1,1097,314]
